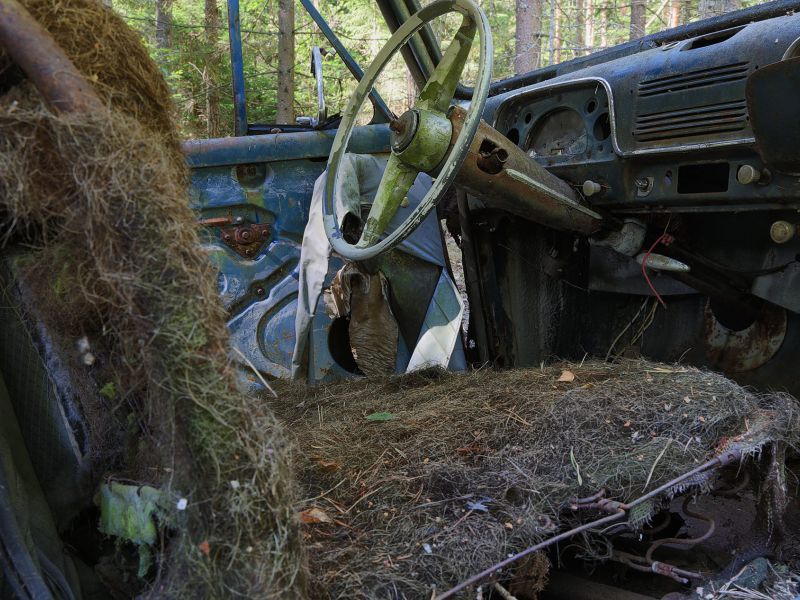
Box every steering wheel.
[322,0,493,261]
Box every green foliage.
[96,482,164,577]
[112,0,765,138]
[365,410,396,421]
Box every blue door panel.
[185,127,391,385]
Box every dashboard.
[488,11,800,212]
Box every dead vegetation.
[1,3,799,600]
[0,1,305,597]
[272,361,800,599]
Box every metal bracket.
[221,223,272,258]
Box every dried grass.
[0,1,306,597]
[272,361,800,600]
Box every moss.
[0,2,307,597]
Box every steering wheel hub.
[391,108,453,173]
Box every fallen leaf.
[557,370,576,382]
[198,540,210,556]
[315,459,342,472]
[504,522,514,530]
[366,411,396,422]
[300,507,333,524]
[623,420,632,428]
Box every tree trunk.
[515,0,543,73]
[204,0,221,138]
[669,0,681,27]
[584,0,594,55]
[277,0,296,124]
[629,0,646,40]
[155,0,172,49]
[599,0,609,47]
[553,0,562,63]
[576,0,585,58]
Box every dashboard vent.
[633,99,748,143]
[638,62,749,97]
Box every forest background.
[113,0,762,138]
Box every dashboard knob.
[770,220,796,244]
[582,180,603,197]
[737,164,761,185]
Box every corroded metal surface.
[0,0,103,114]
[220,223,272,258]
[449,106,605,236]
[703,301,787,373]
[182,124,391,168]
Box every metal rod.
[0,0,103,114]
[227,0,248,136]
[434,510,626,599]
[439,448,744,598]
[645,497,715,564]
[299,0,392,124]
[627,448,741,511]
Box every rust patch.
[220,223,272,259]
[703,300,787,373]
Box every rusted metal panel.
[0,0,103,114]
[220,223,272,259]
[703,301,787,373]
[183,124,391,168]
[448,106,606,236]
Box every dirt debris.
[272,360,800,600]
[0,1,306,597]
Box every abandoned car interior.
[2,0,800,598]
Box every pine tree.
[277,0,296,124]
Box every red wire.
[641,233,674,308]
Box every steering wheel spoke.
[357,155,418,247]
[416,17,476,114]
[323,0,492,261]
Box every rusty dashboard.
[489,12,800,212]
[462,9,800,394]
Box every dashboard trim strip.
[495,76,755,158]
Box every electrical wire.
[640,232,674,308]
